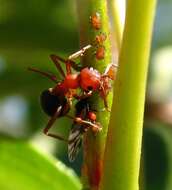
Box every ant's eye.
[87,86,93,91]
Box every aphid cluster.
[90,12,107,60]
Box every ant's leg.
[99,84,111,112]
[67,45,92,72]
[103,63,118,80]
[73,91,93,100]
[50,55,66,77]
[50,44,92,75]
[28,67,58,83]
[50,45,91,75]
[75,117,102,132]
[50,54,73,75]
[43,106,68,142]
[66,115,101,132]
[51,46,91,73]
[68,45,92,60]
[102,96,110,112]
[66,60,83,72]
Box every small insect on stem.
[90,12,101,30]
[95,33,107,45]
[96,46,105,60]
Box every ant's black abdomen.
[40,89,69,117]
[75,98,90,116]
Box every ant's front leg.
[102,95,110,112]
[43,106,68,142]
[50,54,76,74]
[99,85,111,112]
[50,45,91,74]
[103,63,118,80]
[74,117,102,133]
[67,44,92,71]
[66,115,102,133]
[68,45,92,60]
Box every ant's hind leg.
[43,106,68,142]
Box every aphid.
[100,63,118,108]
[68,98,101,162]
[95,33,107,45]
[95,46,105,60]
[90,12,101,30]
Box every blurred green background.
[0,0,172,189]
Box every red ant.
[28,45,117,142]
[68,97,102,162]
[28,45,91,141]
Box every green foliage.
[144,125,172,190]
[0,137,81,190]
[0,0,78,51]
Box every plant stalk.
[100,0,157,190]
[76,0,112,189]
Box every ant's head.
[40,89,70,117]
[79,67,101,92]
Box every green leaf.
[0,137,81,190]
[144,124,172,190]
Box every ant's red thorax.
[79,67,101,91]
[63,73,80,89]
[52,73,80,95]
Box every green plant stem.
[100,0,157,190]
[76,1,112,189]
[108,0,123,50]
